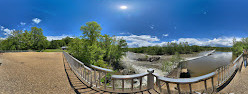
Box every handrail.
[158,72,215,84]
[112,73,148,80]
[232,52,243,64]
[63,50,245,94]
[90,65,114,73]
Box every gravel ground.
[0,52,74,94]
[219,60,248,94]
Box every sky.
[0,0,248,47]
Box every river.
[185,51,232,77]
[120,51,232,77]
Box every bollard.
[147,69,155,89]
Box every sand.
[0,52,74,94]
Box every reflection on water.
[185,51,232,77]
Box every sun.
[120,5,127,10]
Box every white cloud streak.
[116,34,241,47]
[46,35,74,41]
[172,37,241,47]
[0,26,15,35]
[32,18,42,24]
[163,34,169,37]
[20,22,26,25]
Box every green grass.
[42,49,64,52]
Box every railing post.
[147,69,154,89]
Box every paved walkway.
[220,61,248,93]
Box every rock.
[121,69,136,75]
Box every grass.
[42,49,64,52]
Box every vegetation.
[128,42,232,55]
[0,27,49,51]
[67,21,127,69]
[128,42,202,55]
[42,49,64,52]
[162,52,184,72]
[232,38,248,57]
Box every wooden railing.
[216,52,244,90]
[63,51,245,93]
[0,50,34,53]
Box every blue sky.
[0,0,248,47]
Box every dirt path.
[0,52,74,94]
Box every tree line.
[128,42,232,55]
[0,27,74,51]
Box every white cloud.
[0,26,4,30]
[20,22,26,25]
[3,28,15,35]
[0,37,6,40]
[116,34,240,47]
[120,32,132,35]
[0,26,15,35]
[163,34,169,37]
[32,18,42,24]
[150,25,155,29]
[116,35,161,47]
[172,37,241,47]
[46,35,74,41]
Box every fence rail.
[63,51,245,93]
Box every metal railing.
[63,51,245,93]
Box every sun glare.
[120,5,127,10]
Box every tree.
[0,27,48,51]
[68,21,127,69]
[62,36,73,45]
[30,27,48,50]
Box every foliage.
[0,27,49,51]
[68,21,127,69]
[42,49,64,52]
[128,43,233,55]
[48,40,66,49]
[128,42,203,55]
[232,38,248,57]
[162,52,183,72]
[62,36,73,45]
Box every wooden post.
[131,79,134,91]
[166,82,171,94]
[90,71,92,87]
[189,84,192,94]
[112,79,115,90]
[158,80,162,93]
[217,69,220,86]
[147,69,154,89]
[99,72,101,87]
[204,80,207,92]
[104,72,107,89]
[139,77,142,90]
[94,70,97,87]
[177,84,181,94]
[211,77,214,92]
[122,79,124,91]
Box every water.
[185,51,232,77]
[118,51,231,87]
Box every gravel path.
[0,52,74,94]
